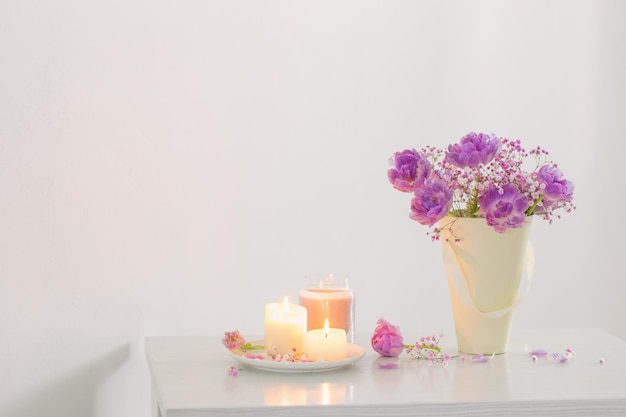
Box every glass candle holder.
[299,274,355,343]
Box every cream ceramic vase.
[440,215,534,355]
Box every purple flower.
[371,318,405,357]
[445,132,502,169]
[409,176,453,226]
[537,165,574,209]
[388,149,431,192]
[387,134,575,237]
[478,183,530,233]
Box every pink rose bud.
[371,318,404,357]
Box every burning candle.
[264,297,307,356]
[303,318,347,361]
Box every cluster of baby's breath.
[269,346,310,363]
[406,334,451,366]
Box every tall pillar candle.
[264,297,307,356]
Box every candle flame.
[282,296,289,312]
[323,318,329,337]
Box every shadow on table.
[0,343,129,417]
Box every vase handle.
[443,242,535,319]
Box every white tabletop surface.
[145,328,626,416]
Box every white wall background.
[1,0,625,416]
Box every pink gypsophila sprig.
[407,333,451,366]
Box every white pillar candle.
[303,318,347,362]
[264,297,307,356]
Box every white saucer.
[229,340,365,373]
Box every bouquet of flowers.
[387,132,575,238]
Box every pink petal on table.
[244,353,265,360]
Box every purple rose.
[409,176,453,226]
[388,149,431,192]
[371,318,404,357]
[445,132,502,169]
[478,183,530,233]
[537,165,574,209]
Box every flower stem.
[241,342,264,352]
[466,177,480,217]
[405,344,442,352]
[525,194,544,216]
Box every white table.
[145,328,626,416]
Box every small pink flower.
[222,330,247,351]
[371,318,405,357]
[227,365,239,376]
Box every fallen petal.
[470,353,495,363]
[244,353,265,360]
[525,345,548,357]
[552,352,569,363]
